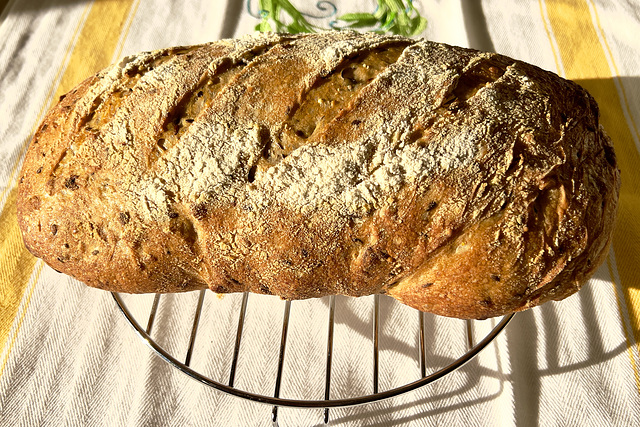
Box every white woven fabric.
[1,1,639,425]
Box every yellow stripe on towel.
[544,0,640,379]
[0,0,137,360]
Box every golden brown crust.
[17,32,619,318]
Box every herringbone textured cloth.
[1,1,639,425]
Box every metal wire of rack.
[112,290,514,425]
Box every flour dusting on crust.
[134,35,480,220]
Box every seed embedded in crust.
[193,203,208,220]
[64,175,79,190]
[118,212,130,225]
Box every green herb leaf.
[286,21,308,34]
[337,13,378,29]
[252,0,427,36]
[255,21,273,32]
[409,16,428,36]
[338,12,377,22]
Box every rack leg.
[184,290,206,367]
[272,300,292,426]
[419,311,426,378]
[466,319,474,350]
[323,295,336,425]
[229,292,249,387]
[146,293,161,335]
[373,294,380,394]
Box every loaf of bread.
[17,32,619,319]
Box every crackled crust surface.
[17,32,619,319]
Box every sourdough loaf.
[17,32,619,319]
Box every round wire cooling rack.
[112,290,514,425]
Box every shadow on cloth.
[3,0,105,14]
[328,258,630,426]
